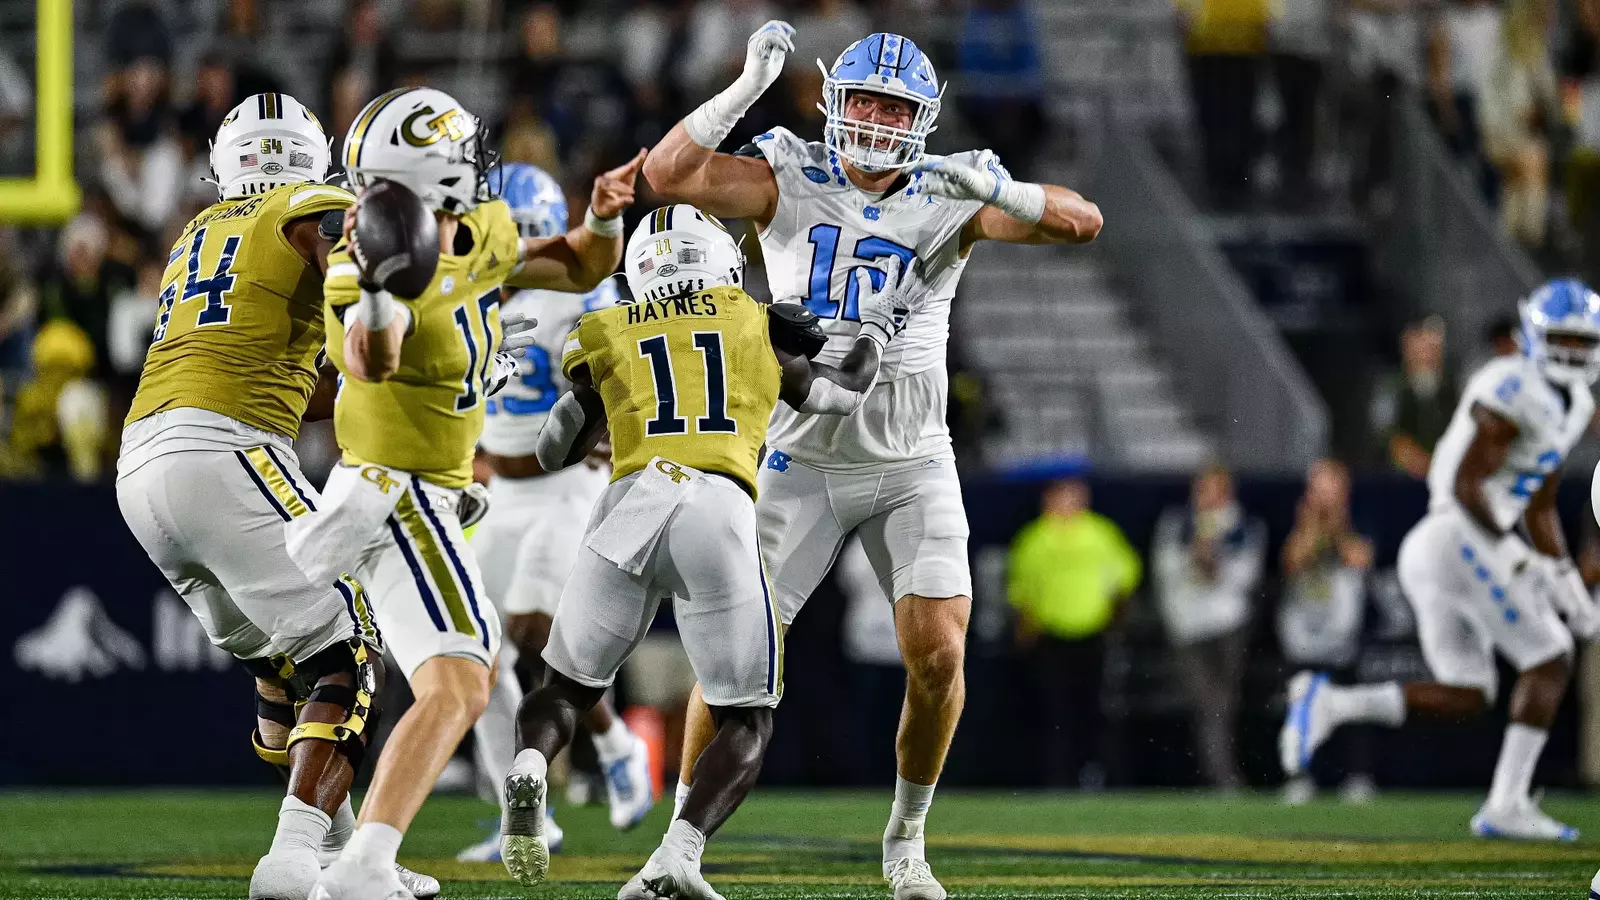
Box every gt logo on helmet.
[401,106,468,147]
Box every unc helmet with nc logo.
[625,205,744,304]
[1520,278,1600,385]
[208,92,330,199]
[493,162,568,238]
[341,87,496,213]
[817,33,943,173]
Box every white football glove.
[1546,558,1600,640]
[855,257,923,348]
[499,310,538,357]
[485,351,521,399]
[458,482,491,529]
[685,20,795,148]
[907,157,1047,225]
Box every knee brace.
[243,654,299,769]
[283,639,383,772]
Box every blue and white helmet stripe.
[1521,278,1600,385]
[492,162,568,238]
[817,32,942,173]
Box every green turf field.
[3,789,1599,898]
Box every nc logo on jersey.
[401,105,468,147]
[803,166,831,184]
[655,460,692,483]
[863,206,881,221]
[766,450,792,473]
[361,466,402,495]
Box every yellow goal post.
[0,0,78,224]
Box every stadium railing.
[1377,97,1541,362]
[1089,123,1329,474]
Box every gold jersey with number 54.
[126,182,355,437]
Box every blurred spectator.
[178,52,237,159]
[36,215,136,385]
[1566,0,1600,284]
[221,0,288,100]
[1152,461,1264,790]
[1429,0,1502,203]
[684,0,781,101]
[1483,0,1559,249]
[1278,458,1376,805]
[1008,477,1142,787]
[105,2,172,73]
[99,58,184,241]
[107,261,162,396]
[1344,0,1425,212]
[786,0,868,126]
[619,0,674,117]
[1467,312,1521,372]
[0,233,36,382]
[326,0,398,140]
[7,320,105,482]
[947,343,1001,468]
[1369,316,1456,479]
[1177,0,1272,209]
[0,50,32,178]
[956,0,1047,181]
[1269,0,1331,207]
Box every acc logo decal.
[657,264,679,277]
[261,162,283,175]
[401,105,468,147]
[802,166,831,184]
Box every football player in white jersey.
[1283,280,1600,841]
[457,163,653,863]
[643,22,1102,899]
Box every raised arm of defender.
[640,22,789,222]
[508,150,643,292]
[906,157,1104,248]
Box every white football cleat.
[1279,671,1335,777]
[1589,866,1600,898]
[1281,774,1315,807]
[617,847,725,900]
[605,734,656,830]
[500,751,552,887]
[393,865,438,899]
[308,856,413,900]
[1470,798,1579,842]
[250,848,320,900]
[568,770,603,806]
[456,811,564,862]
[885,856,947,900]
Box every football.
[351,177,439,299]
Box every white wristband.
[799,375,869,415]
[684,75,765,150]
[585,206,623,238]
[356,286,397,330]
[992,179,1047,225]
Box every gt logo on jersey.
[361,466,402,494]
[655,460,692,483]
[401,106,468,147]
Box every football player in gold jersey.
[498,204,923,898]
[288,87,641,900]
[115,94,438,900]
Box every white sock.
[1328,682,1406,727]
[660,817,707,865]
[511,747,549,781]
[270,796,332,856]
[1487,722,1548,809]
[344,822,403,868]
[320,797,356,859]
[673,780,693,820]
[883,776,936,865]
[592,718,635,763]
[474,661,524,815]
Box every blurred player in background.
[115,93,438,900]
[1284,279,1600,841]
[499,203,924,899]
[643,22,1103,899]
[287,87,639,900]
[457,162,652,864]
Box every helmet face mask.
[342,88,497,214]
[1520,279,1600,386]
[625,206,745,304]
[208,93,331,199]
[818,33,942,174]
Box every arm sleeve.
[560,320,591,381]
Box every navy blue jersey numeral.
[153,226,242,341]
[639,331,735,437]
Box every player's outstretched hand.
[500,310,539,357]
[741,20,796,93]
[592,149,647,220]
[908,157,1002,206]
[856,257,925,347]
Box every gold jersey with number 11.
[561,285,781,496]
[126,182,355,437]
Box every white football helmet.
[624,205,745,304]
[208,92,331,199]
[341,87,494,214]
